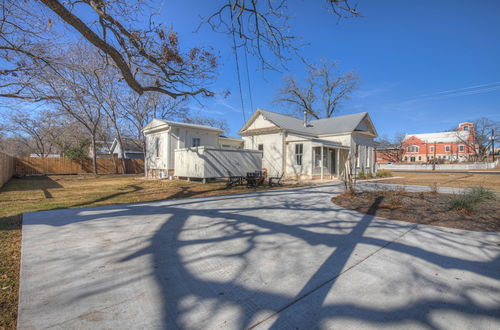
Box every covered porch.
[311,139,350,181]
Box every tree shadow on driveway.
[22,185,500,329]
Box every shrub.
[449,194,475,213]
[376,169,392,178]
[467,186,495,203]
[448,186,495,213]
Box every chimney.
[303,110,307,127]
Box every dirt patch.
[377,172,500,191]
[332,190,500,232]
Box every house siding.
[242,132,283,176]
[145,125,220,178]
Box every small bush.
[449,194,475,213]
[467,186,495,203]
[376,169,392,178]
[448,186,495,213]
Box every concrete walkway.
[19,184,500,329]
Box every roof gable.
[144,119,224,134]
[239,109,376,137]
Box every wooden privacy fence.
[0,152,16,188]
[15,157,144,176]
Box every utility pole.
[433,141,437,171]
[492,129,496,162]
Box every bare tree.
[186,116,229,133]
[454,118,500,161]
[276,60,359,119]
[1,0,359,104]
[1,0,218,104]
[121,91,188,151]
[28,50,105,175]
[205,1,360,70]
[4,109,61,157]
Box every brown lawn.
[376,171,500,191]
[0,174,293,329]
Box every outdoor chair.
[268,173,284,187]
[226,171,243,188]
[246,171,265,188]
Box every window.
[463,126,469,131]
[295,144,303,165]
[406,145,419,153]
[155,137,160,157]
[459,145,464,152]
[313,147,328,167]
[418,156,422,161]
[258,144,264,157]
[430,146,434,153]
[192,138,201,147]
[445,145,450,152]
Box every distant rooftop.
[405,131,470,143]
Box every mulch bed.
[332,190,500,232]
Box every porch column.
[336,148,340,177]
[320,146,324,181]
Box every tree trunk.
[91,135,97,176]
[114,130,127,174]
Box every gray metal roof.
[146,119,223,133]
[256,109,370,136]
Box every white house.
[143,119,257,179]
[239,109,378,180]
[109,138,144,159]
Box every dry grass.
[378,172,500,191]
[0,174,292,329]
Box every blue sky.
[161,0,500,139]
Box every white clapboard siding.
[174,147,262,178]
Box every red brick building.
[401,122,475,163]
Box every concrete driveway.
[19,184,500,329]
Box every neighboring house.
[143,119,247,178]
[88,141,113,159]
[110,138,144,159]
[239,109,378,180]
[219,136,244,149]
[402,122,475,163]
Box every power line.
[229,2,246,123]
[243,48,254,112]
